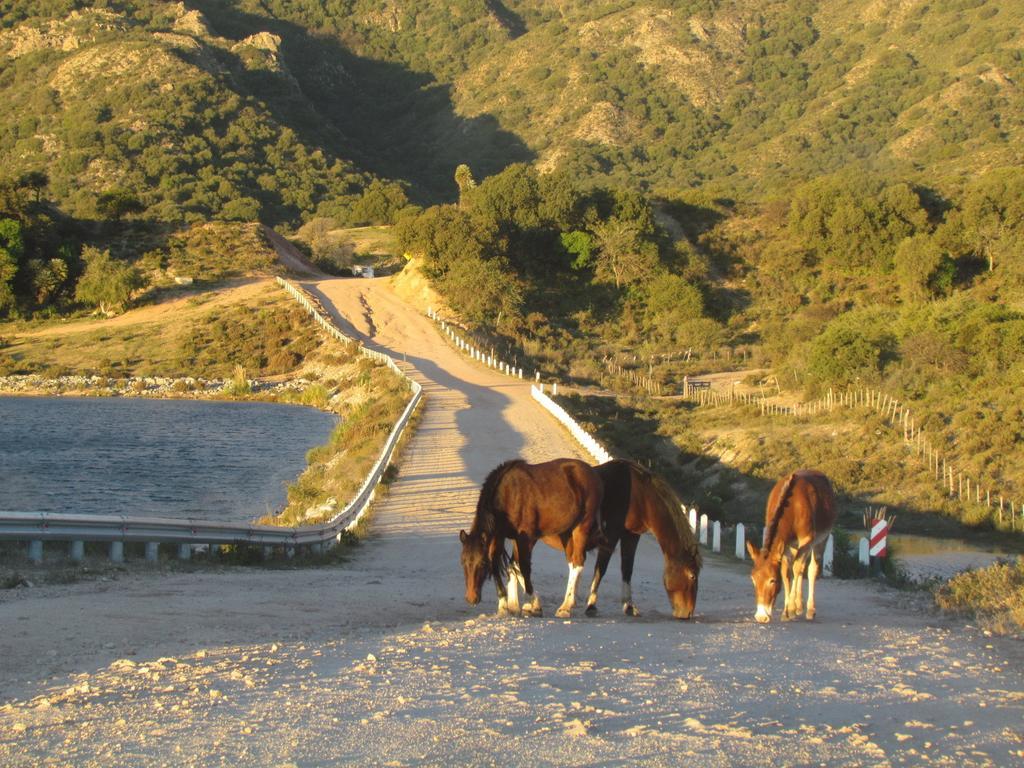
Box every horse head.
[459,529,489,605]
[747,542,782,622]
[663,558,699,620]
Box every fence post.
[145,542,159,562]
[69,540,84,562]
[858,537,870,568]
[109,541,124,563]
[823,534,834,576]
[699,514,708,545]
[735,523,746,560]
[28,540,43,564]
[688,507,698,534]
[177,543,191,561]
[712,521,721,553]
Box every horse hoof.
[585,604,598,617]
[805,611,816,621]
[523,607,543,617]
[623,603,640,617]
[781,611,794,622]
[555,608,572,619]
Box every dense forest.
[1,0,1021,522]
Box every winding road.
[1,275,1022,766]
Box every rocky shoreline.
[0,374,317,399]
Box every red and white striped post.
[869,517,889,574]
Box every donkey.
[747,469,837,623]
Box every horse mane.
[763,472,799,553]
[471,459,522,581]
[626,460,702,570]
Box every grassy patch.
[0,282,323,380]
[260,356,413,528]
[559,390,999,538]
[935,558,1024,635]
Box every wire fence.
[683,382,1021,533]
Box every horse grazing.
[584,460,701,620]
[747,469,837,623]
[459,458,603,618]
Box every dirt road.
[1,276,1022,766]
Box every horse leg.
[780,549,795,621]
[585,543,615,617]
[805,545,822,621]
[490,537,510,616]
[788,549,809,620]
[518,538,542,617]
[619,532,641,617]
[555,536,587,619]
[506,554,522,616]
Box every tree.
[18,171,49,203]
[96,188,144,222]
[591,216,658,288]
[805,309,897,387]
[787,173,928,274]
[465,163,542,232]
[893,235,955,302]
[643,273,709,346]
[29,258,69,305]
[349,180,409,225]
[454,164,476,207]
[220,197,262,222]
[957,168,1024,272]
[0,218,24,315]
[74,247,144,315]
[560,230,593,270]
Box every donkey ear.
[746,541,760,560]
[459,529,468,544]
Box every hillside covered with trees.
[1,0,1021,528]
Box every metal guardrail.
[0,277,422,558]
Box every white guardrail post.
[0,278,423,561]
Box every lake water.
[0,396,337,521]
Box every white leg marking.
[621,581,639,616]
[586,571,601,609]
[806,551,820,620]
[524,593,542,616]
[506,563,521,615]
[556,564,585,618]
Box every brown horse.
[747,469,837,623]
[584,460,702,620]
[459,458,603,618]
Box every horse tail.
[473,460,521,583]
[644,466,702,571]
[763,472,799,550]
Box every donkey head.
[459,529,489,605]
[747,542,782,623]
